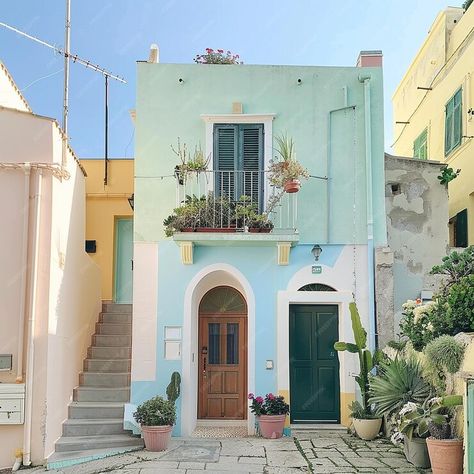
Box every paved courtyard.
[27,430,431,474]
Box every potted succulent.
[269,134,309,193]
[234,196,273,233]
[248,392,289,439]
[423,395,464,474]
[334,303,384,440]
[133,372,181,451]
[397,401,431,468]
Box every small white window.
[164,326,182,360]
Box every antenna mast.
[62,0,71,167]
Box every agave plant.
[369,358,433,417]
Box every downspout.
[16,163,31,383]
[359,73,376,352]
[22,169,43,467]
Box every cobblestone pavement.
[27,430,432,473]
[294,429,432,473]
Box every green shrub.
[369,358,433,416]
[133,396,176,426]
[399,300,438,350]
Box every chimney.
[148,44,159,63]
[356,50,383,68]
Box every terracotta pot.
[258,414,286,439]
[426,437,463,474]
[195,227,237,233]
[403,435,430,469]
[249,228,272,233]
[352,418,382,440]
[141,425,173,451]
[284,179,301,193]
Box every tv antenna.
[0,3,126,185]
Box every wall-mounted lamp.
[311,244,322,261]
[128,193,134,210]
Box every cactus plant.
[166,371,181,405]
[334,302,383,417]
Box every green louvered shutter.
[455,209,468,248]
[413,128,428,160]
[214,124,238,200]
[445,88,462,155]
[240,124,264,210]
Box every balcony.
[166,170,299,264]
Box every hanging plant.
[268,134,309,193]
[171,138,210,184]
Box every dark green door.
[289,305,340,423]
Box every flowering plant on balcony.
[194,48,243,64]
[269,134,309,193]
[248,393,289,416]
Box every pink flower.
[267,393,275,400]
[248,393,254,399]
[217,49,224,53]
[255,396,264,404]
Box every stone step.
[69,402,125,420]
[84,358,131,373]
[63,418,127,436]
[96,322,132,335]
[102,303,132,313]
[73,386,130,402]
[100,312,132,324]
[80,372,131,388]
[54,434,143,453]
[48,444,143,470]
[92,334,131,347]
[88,346,131,359]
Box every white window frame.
[201,114,276,206]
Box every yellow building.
[80,159,134,302]
[392,5,474,247]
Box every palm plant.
[369,358,433,417]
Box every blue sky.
[0,0,453,158]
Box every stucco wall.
[0,108,101,467]
[392,6,474,245]
[81,159,134,300]
[135,63,386,246]
[383,154,448,333]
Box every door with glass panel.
[198,286,247,419]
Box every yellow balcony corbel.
[180,241,194,265]
[277,242,291,266]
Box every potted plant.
[269,134,308,193]
[401,395,463,474]
[334,303,384,440]
[234,196,274,233]
[397,401,431,468]
[248,392,289,439]
[133,372,181,451]
[172,139,210,185]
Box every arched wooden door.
[198,286,247,420]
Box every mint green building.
[130,51,386,435]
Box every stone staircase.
[48,303,143,469]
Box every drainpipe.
[16,163,31,383]
[22,169,43,467]
[358,73,376,352]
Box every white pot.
[353,418,382,440]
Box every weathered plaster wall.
[392,6,474,245]
[384,154,448,332]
